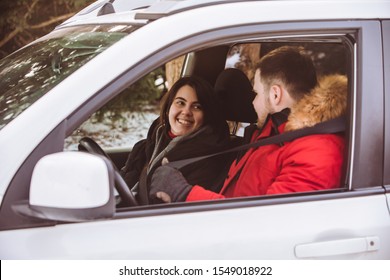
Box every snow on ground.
[64,110,159,151]
[225,52,240,68]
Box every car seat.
[214,68,257,135]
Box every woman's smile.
[168,85,204,136]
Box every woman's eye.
[192,104,202,110]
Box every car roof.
[57,0,390,28]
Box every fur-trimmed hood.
[285,74,348,131]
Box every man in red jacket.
[149,46,347,203]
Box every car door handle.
[295,236,379,258]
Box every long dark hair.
[159,76,227,135]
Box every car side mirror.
[13,152,116,222]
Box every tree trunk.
[165,56,185,89]
[236,44,261,81]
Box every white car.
[0,0,389,259]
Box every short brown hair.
[256,46,317,100]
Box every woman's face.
[168,85,204,136]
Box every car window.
[100,40,347,147]
[66,38,350,160]
[65,37,351,206]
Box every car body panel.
[0,193,389,259]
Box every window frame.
[382,20,390,189]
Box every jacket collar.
[270,108,290,134]
[285,74,347,131]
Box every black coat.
[120,119,236,202]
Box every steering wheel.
[78,137,138,207]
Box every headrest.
[214,68,257,123]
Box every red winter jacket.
[186,74,347,202]
[186,118,344,201]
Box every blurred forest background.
[0,0,94,59]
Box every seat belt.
[167,116,346,170]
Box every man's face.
[253,69,273,127]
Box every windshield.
[0,24,135,130]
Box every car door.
[1,13,389,259]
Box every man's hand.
[149,165,193,203]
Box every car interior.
[65,38,351,208]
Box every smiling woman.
[168,85,204,136]
[120,75,235,204]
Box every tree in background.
[0,0,94,59]
[230,42,347,80]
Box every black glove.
[149,165,192,203]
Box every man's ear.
[270,84,282,106]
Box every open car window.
[65,40,348,150]
[64,35,351,210]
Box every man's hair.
[256,46,318,101]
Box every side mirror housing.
[14,152,116,222]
